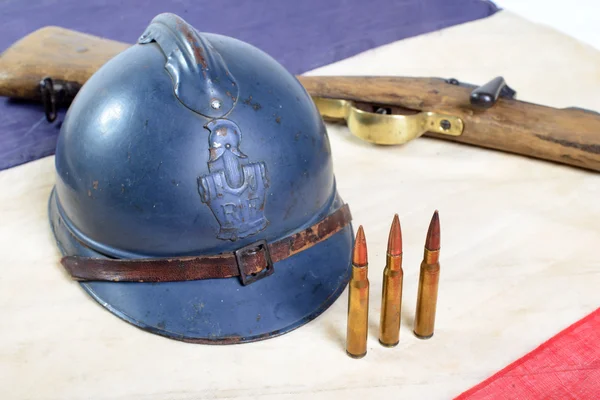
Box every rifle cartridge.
[414,211,441,339]
[379,214,403,347]
[346,225,369,359]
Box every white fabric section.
[494,0,600,50]
[1,10,599,400]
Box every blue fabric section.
[0,0,499,171]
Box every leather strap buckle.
[234,240,274,286]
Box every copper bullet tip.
[387,214,403,256]
[425,210,440,251]
[353,225,368,266]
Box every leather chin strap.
[61,204,352,286]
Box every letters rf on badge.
[198,119,270,241]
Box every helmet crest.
[138,13,238,118]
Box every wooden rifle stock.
[1,26,599,172]
[298,76,600,172]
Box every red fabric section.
[455,308,600,399]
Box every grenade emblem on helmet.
[199,119,269,241]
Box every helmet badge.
[199,119,270,241]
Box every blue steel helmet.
[48,13,354,343]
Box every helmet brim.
[49,187,353,344]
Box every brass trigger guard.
[312,97,464,145]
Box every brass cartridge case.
[414,211,441,339]
[346,263,370,358]
[413,249,440,339]
[379,214,403,347]
[346,226,369,358]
